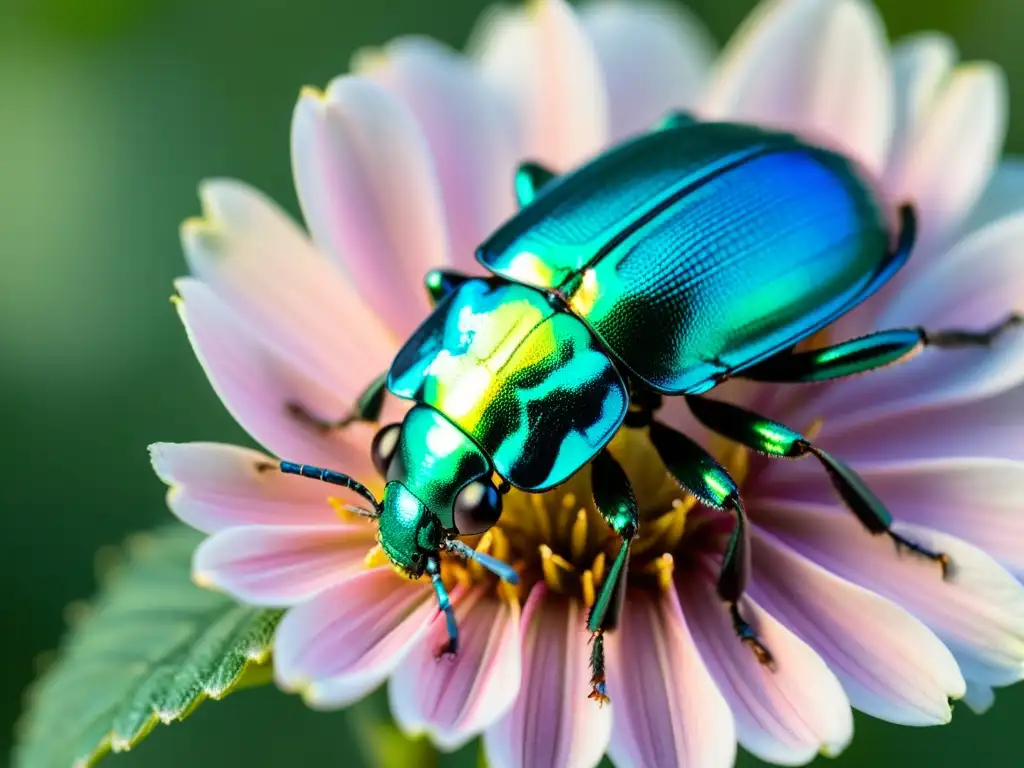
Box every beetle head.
[377,480,443,578]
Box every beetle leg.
[685,395,953,579]
[648,421,773,668]
[286,372,388,432]
[424,269,473,306]
[586,449,639,704]
[515,161,557,207]
[741,313,1022,383]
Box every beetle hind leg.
[648,421,774,668]
[287,372,388,432]
[685,395,953,578]
[586,449,640,704]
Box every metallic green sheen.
[477,122,898,394]
[746,328,924,382]
[378,481,442,573]
[385,404,491,534]
[687,396,807,459]
[388,280,628,491]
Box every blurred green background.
[2,0,1024,765]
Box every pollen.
[355,424,749,602]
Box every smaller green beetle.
[279,115,1021,701]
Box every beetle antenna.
[278,461,381,511]
[443,539,520,584]
[426,557,459,656]
[339,504,379,520]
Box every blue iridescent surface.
[478,122,896,393]
[388,280,628,490]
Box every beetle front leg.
[648,421,773,667]
[586,449,639,704]
[741,313,1023,383]
[685,396,953,578]
[287,372,387,432]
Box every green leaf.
[14,524,283,768]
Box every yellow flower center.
[355,425,751,607]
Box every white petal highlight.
[750,528,964,725]
[389,588,521,751]
[174,278,377,476]
[149,442,339,533]
[581,0,714,142]
[678,568,853,765]
[181,179,396,399]
[291,77,447,336]
[484,585,611,768]
[761,504,1024,688]
[274,568,436,708]
[359,38,519,272]
[889,62,1007,254]
[703,0,892,176]
[193,524,373,606]
[472,0,609,170]
[606,587,736,768]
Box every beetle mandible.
[280,116,1021,702]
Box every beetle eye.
[452,480,503,535]
[371,423,402,477]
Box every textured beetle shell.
[389,280,628,491]
[478,122,894,393]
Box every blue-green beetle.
[281,117,1020,701]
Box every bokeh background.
[3,0,1024,765]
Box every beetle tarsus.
[890,532,954,580]
[588,631,610,706]
[286,401,355,433]
[730,602,775,669]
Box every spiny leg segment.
[742,313,1023,384]
[685,395,953,578]
[648,420,773,667]
[586,448,639,704]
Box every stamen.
[581,569,596,607]
[363,544,389,569]
[592,552,606,585]
[539,544,573,591]
[570,509,589,560]
[645,553,675,591]
[804,416,825,442]
[530,494,552,540]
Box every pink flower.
[150,0,1024,766]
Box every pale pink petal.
[291,77,446,336]
[757,458,1024,577]
[149,442,338,533]
[192,524,373,606]
[759,503,1024,687]
[674,567,852,764]
[472,0,609,170]
[884,33,957,195]
[962,158,1024,236]
[274,567,435,708]
[181,179,396,398]
[389,588,521,751]
[174,278,377,477]
[581,0,714,142]
[484,584,611,768]
[605,587,736,768]
[887,62,1007,256]
[703,0,892,176]
[963,680,996,715]
[749,528,964,725]
[788,382,1024,466]
[677,567,852,764]
[359,38,519,272]
[790,212,1024,431]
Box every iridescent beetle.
[280,117,1020,701]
